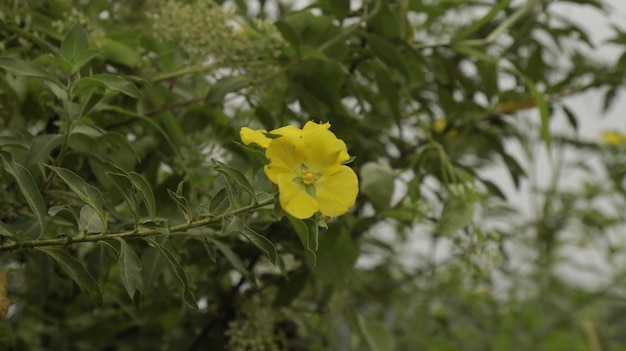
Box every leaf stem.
[0,197,274,251]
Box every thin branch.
[0,197,274,251]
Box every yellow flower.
[601,131,626,146]
[431,118,458,137]
[241,122,358,219]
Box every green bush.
[1,0,626,350]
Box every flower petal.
[302,129,350,171]
[277,173,318,219]
[303,121,331,131]
[316,166,359,217]
[240,127,271,148]
[270,125,303,138]
[264,134,302,183]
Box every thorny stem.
[0,197,274,251]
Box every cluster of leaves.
[1,0,626,350]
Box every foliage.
[1,0,626,349]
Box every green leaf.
[26,134,65,166]
[59,22,99,74]
[98,132,139,170]
[95,37,142,68]
[273,270,309,308]
[313,228,357,286]
[287,216,316,265]
[213,161,256,199]
[48,205,79,226]
[453,0,512,41]
[106,172,139,220]
[78,205,104,233]
[141,246,165,292]
[79,74,142,98]
[116,238,143,298]
[146,238,197,309]
[209,187,230,215]
[360,162,395,211]
[241,227,278,265]
[202,237,218,263]
[37,247,102,304]
[0,57,60,84]
[211,239,256,285]
[274,20,301,51]
[0,151,46,239]
[128,172,157,220]
[0,221,16,238]
[365,33,409,77]
[326,0,350,20]
[452,44,497,65]
[357,315,396,351]
[205,76,248,106]
[44,164,106,230]
[436,194,475,237]
[562,104,578,132]
[524,76,551,150]
[167,182,192,222]
[61,22,90,60]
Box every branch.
[0,197,274,251]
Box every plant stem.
[0,197,274,251]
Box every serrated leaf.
[145,238,197,309]
[116,238,143,298]
[241,227,278,265]
[37,247,102,304]
[26,134,65,166]
[44,164,106,230]
[79,74,142,98]
[78,205,104,233]
[0,57,60,84]
[0,151,46,239]
[128,172,156,220]
[213,161,256,199]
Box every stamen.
[301,170,317,185]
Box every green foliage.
[1,0,626,350]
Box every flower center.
[301,169,317,185]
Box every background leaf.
[117,238,144,298]
[37,247,102,304]
[0,151,46,239]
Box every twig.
[0,197,274,251]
